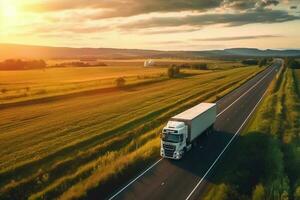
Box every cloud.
[23,0,221,16]
[193,35,282,41]
[140,28,199,35]
[23,0,282,18]
[222,0,279,10]
[119,9,300,30]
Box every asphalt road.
[108,60,282,200]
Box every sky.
[0,0,300,50]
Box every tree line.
[0,59,47,70]
[241,58,272,67]
[285,58,300,69]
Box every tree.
[193,63,208,70]
[115,77,126,88]
[168,67,175,78]
[167,66,181,78]
[174,66,180,75]
[259,58,267,67]
[285,58,300,69]
[242,59,259,66]
[1,88,8,93]
[0,59,47,70]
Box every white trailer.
[161,103,216,159]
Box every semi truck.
[160,103,217,159]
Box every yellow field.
[0,64,263,200]
[47,58,246,69]
[0,66,165,104]
[0,64,213,104]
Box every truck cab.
[160,121,188,159]
[160,103,216,160]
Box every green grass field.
[0,63,263,200]
[202,66,300,200]
[0,58,246,105]
[1,58,232,104]
[0,66,169,104]
[47,58,247,69]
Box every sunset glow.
[0,0,299,50]
[1,2,17,18]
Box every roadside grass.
[202,65,300,200]
[0,66,263,200]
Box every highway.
[107,60,282,200]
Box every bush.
[286,58,300,69]
[295,186,300,200]
[174,66,180,74]
[259,58,268,67]
[242,59,259,66]
[252,184,265,200]
[192,63,208,70]
[175,63,208,70]
[168,67,175,78]
[115,77,126,88]
[1,88,8,93]
[167,66,181,78]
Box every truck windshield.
[162,133,183,143]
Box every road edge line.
[185,81,271,200]
[108,65,276,200]
[216,67,274,118]
[108,158,163,200]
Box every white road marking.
[216,67,275,118]
[108,66,277,200]
[108,159,162,200]
[185,76,273,200]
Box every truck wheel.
[192,140,197,147]
[210,125,215,134]
[205,129,210,136]
[182,147,187,157]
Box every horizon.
[0,0,300,50]
[1,42,300,52]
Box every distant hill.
[0,43,166,60]
[222,48,300,57]
[0,43,300,60]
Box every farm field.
[47,58,247,68]
[0,66,167,104]
[0,58,246,105]
[0,65,263,200]
[202,67,300,200]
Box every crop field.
[0,58,245,104]
[0,66,168,104]
[47,58,246,69]
[0,64,263,200]
[203,67,300,200]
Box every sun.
[1,1,18,18]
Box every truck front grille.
[164,149,175,157]
[163,144,176,157]
[163,144,176,150]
